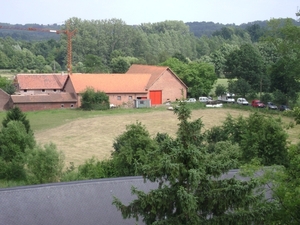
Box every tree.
[205,113,288,166]
[80,87,109,110]
[228,78,252,98]
[2,106,32,134]
[113,102,274,224]
[0,121,35,180]
[266,142,300,224]
[265,19,300,103]
[112,121,157,177]
[215,84,227,97]
[225,43,267,93]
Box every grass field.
[1,104,297,167]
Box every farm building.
[14,73,68,95]
[64,73,152,108]
[126,64,187,105]
[0,65,187,111]
[65,65,187,108]
[7,73,76,111]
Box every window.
[117,96,121,100]
[42,89,45,92]
[53,89,57,92]
[70,104,74,108]
[61,104,64,108]
[24,89,27,92]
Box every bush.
[26,143,65,184]
[77,157,115,179]
[81,87,109,110]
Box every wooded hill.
[0,19,283,41]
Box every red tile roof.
[126,64,187,89]
[16,74,68,90]
[11,93,77,103]
[69,73,151,93]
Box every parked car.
[279,105,290,111]
[218,93,235,103]
[236,98,249,105]
[266,102,278,110]
[251,100,265,108]
[185,98,197,103]
[199,97,209,103]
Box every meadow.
[1,104,297,167]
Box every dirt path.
[35,108,248,167]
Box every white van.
[199,97,209,102]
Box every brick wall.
[149,70,187,103]
[13,102,77,112]
[0,89,10,111]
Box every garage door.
[149,90,162,105]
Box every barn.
[64,65,187,108]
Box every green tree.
[205,113,288,166]
[0,121,35,180]
[111,57,130,73]
[81,87,109,110]
[26,143,65,184]
[215,84,227,97]
[225,43,267,93]
[228,78,252,97]
[266,142,300,224]
[2,106,32,134]
[265,19,300,103]
[112,121,157,177]
[113,102,273,224]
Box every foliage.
[266,19,300,103]
[0,121,35,180]
[205,113,288,166]
[112,121,157,177]
[2,106,32,134]
[110,57,131,73]
[214,84,227,97]
[80,87,109,110]
[161,58,217,97]
[267,142,300,224]
[0,76,15,94]
[26,143,65,184]
[227,79,251,98]
[225,43,267,93]
[76,157,116,179]
[113,102,273,224]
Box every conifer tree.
[113,102,274,224]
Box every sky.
[1,0,299,26]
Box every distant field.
[210,78,229,96]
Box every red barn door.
[149,90,162,105]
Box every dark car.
[279,105,290,111]
[251,100,265,108]
[267,102,278,110]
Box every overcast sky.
[1,0,299,25]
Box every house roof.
[0,176,159,225]
[69,73,151,94]
[16,73,68,90]
[0,170,269,225]
[11,93,77,103]
[126,64,188,89]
